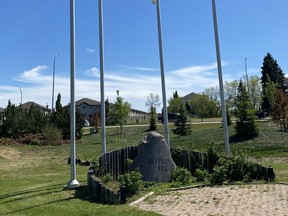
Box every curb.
[129,192,154,206]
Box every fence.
[87,146,275,204]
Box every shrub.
[102,174,113,184]
[206,144,220,172]
[172,167,191,186]
[209,165,226,185]
[194,168,208,182]
[117,170,143,196]
[41,124,62,146]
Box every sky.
[1,0,288,112]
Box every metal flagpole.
[99,0,106,154]
[211,0,230,158]
[66,0,80,189]
[153,0,170,147]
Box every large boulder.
[129,132,176,182]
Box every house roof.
[75,98,101,106]
[182,92,198,102]
[130,108,147,115]
[20,101,49,110]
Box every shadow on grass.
[4,197,74,215]
[229,134,257,143]
[0,182,65,200]
[74,185,90,201]
[1,182,76,215]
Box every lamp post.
[211,0,230,158]
[152,0,170,147]
[245,58,250,97]
[52,53,60,112]
[66,0,80,189]
[13,85,22,105]
[98,0,106,154]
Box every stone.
[129,131,176,182]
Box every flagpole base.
[64,179,81,190]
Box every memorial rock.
[129,131,176,182]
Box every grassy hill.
[0,120,287,215]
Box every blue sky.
[1,0,288,112]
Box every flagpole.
[99,0,106,154]
[66,0,80,189]
[153,0,170,147]
[212,0,230,158]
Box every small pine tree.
[149,105,157,131]
[173,104,191,136]
[234,80,259,138]
[226,107,232,126]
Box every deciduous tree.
[114,90,131,134]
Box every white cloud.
[0,62,237,111]
[18,65,49,82]
[117,65,158,71]
[85,48,96,53]
[86,67,99,78]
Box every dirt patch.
[136,184,288,216]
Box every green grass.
[0,120,287,215]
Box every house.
[20,101,50,114]
[75,98,101,119]
[128,108,147,123]
[129,108,147,117]
[182,92,198,104]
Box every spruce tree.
[234,80,259,138]
[173,104,191,136]
[261,52,286,113]
[149,105,157,131]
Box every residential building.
[20,101,50,114]
[182,92,198,104]
[75,98,101,119]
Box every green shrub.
[41,124,62,146]
[117,170,143,196]
[206,144,220,172]
[194,168,208,182]
[102,174,113,184]
[209,165,226,185]
[172,167,191,186]
[29,139,40,145]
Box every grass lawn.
[0,120,287,215]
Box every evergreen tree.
[262,76,277,114]
[173,91,179,98]
[26,105,48,134]
[149,105,157,131]
[50,93,83,139]
[173,104,191,136]
[105,98,110,119]
[1,100,27,138]
[261,52,286,113]
[234,80,259,138]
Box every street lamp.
[152,0,170,148]
[245,58,250,97]
[13,85,22,105]
[52,53,60,112]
